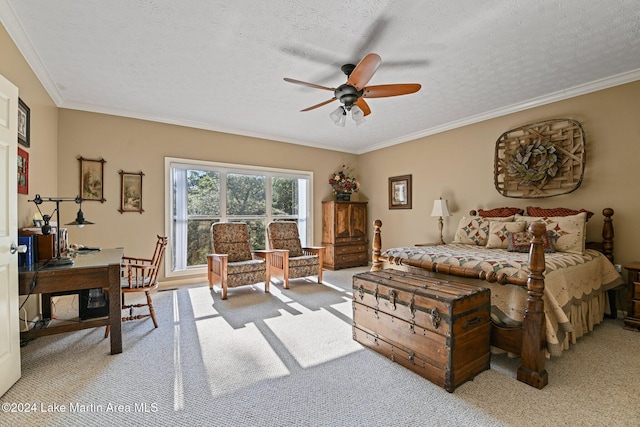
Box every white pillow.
[453,215,515,246]
[486,220,527,249]
[514,212,587,254]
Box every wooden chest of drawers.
[352,269,491,392]
[624,263,640,330]
[322,201,367,270]
[323,243,368,269]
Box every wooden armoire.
[321,200,368,270]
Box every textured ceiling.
[2,0,640,154]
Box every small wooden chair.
[266,221,324,289]
[105,235,168,337]
[207,222,271,299]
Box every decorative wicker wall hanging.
[494,118,585,198]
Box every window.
[165,158,312,277]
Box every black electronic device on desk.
[77,246,101,252]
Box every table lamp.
[431,198,451,245]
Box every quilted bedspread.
[381,244,624,356]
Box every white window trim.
[164,157,314,278]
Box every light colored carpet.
[2,266,640,427]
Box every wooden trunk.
[352,269,491,392]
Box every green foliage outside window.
[182,171,300,267]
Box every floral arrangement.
[329,165,359,194]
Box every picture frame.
[118,170,144,214]
[18,98,30,147]
[388,174,412,209]
[17,147,28,194]
[79,156,106,202]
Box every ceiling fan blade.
[347,53,381,90]
[362,83,422,98]
[300,98,337,112]
[352,17,390,61]
[354,98,371,116]
[283,78,336,92]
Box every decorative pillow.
[526,206,594,222]
[514,212,587,254]
[453,216,514,246]
[477,207,525,218]
[486,220,527,249]
[507,230,556,253]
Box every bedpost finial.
[529,221,545,238]
[603,208,614,218]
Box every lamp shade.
[65,209,94,226]
[431,198,451,217]
[351,105,366,126]
[330,106,347,126]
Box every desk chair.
[105,235,168,337]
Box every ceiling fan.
[284,53,421,126]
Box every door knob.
[10,243,27,254]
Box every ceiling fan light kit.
[330,105,366,127]
[351,105,366,126]
[284,53,421,126]
[330,106,347,127]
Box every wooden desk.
[18,248,124,354]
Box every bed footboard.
[371,219,549,389]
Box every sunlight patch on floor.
[172,290,184,411]
[264,305,361,369]
[187,286,220,318]
[195,316,290,398]
[328,296,354,318]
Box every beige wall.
[359,80,640,268]
[1,23,58,322]
[5,20,640,285]
[56,109,358,282]
[0,24,58,223]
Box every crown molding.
[358,68,640,154]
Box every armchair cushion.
[277,239,304,258]
[212,222,252,262]
[267,222,304,257]
[288,255,320,268]
[287,255,320,279]
[227,258,267,274]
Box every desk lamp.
[30,194,94,266]
[430,197,451,245]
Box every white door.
[0,74,20,397]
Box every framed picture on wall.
[79,156,106,202]
[388,174,412,209]
[17,147,28,194]
[18,98,30,147]
[118,170,144,213]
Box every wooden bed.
[370,208,622,389]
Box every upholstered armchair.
[266,221,324,289]
[207,222,271,300]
